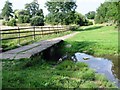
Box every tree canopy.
[95,1,119,25]
[2,0,13,21]
[85,11,95,19]
[45,0,77,25]
[25,1,39,17]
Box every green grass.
[2,59,117,88]
[61,25,118,57]
[2,25,119,88]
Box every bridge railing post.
[41,26,43,35]
[18,27,20,46]
[33,26,35,40]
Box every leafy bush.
[30,16,44,26]
[23,15,30,23]
[69,24,79,31]
[18,15,30,23]
[7,18,17,26]
[2,21,7,25]
[87,21,93,25]
[18,15,24,23]
[84,20,93,26]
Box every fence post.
[33,26,35,40]
[18,27,20,46]
[58,25,59,33]
[41,26,43,35]
[63,25,66,32]
[57,25,59,34]
[49,27,50,34]
[54,26,56,34]
[0,28,2,53]
[62,26,64,32]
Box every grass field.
[2,59,117,88]
[2,25,118,88]
[61,25,118,57]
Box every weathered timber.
[0,32,78,60]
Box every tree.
[85,11,95,19]
[74,12,86,26]
[36,9,44,18]
[25,1,39,17]
[45,0,77,25]
[2,0,13,21]
[14,9,29,19]
[24,15,30,23]
[95,1,119,25]
[18,15,24,23]
[30,16,44,26]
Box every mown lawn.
[62,25,118,57]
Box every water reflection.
[73,52,120,87]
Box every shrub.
[18,15,24,23]
[87,21,93,25]
[2,21,7,25]
[24,15,30,23]
[30,16,44,26]
[84,20,93,26]
[7,19,17,26]
[69,24,79,31]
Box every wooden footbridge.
[0,32,78,60]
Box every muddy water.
[72,53,120,87]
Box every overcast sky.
[0,0,105,15]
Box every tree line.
[1,0,93,26]
[1,0,44,26]
[95,0,120,26]
[1,0,119,26]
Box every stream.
[71,52,120,88]
[43,44,120,88]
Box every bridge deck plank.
[0,32,78,60]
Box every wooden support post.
[57,26,59,34]
[18,27,20,46]
[41,26,43,35]
[0,28,2,53]
[52,26,54,34]
[33,26,35,40]
[49,27,50,34]
[54,26,57,34]
[58,25,59,33]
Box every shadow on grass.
[73,26,103,32]
[59,41,97,57]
